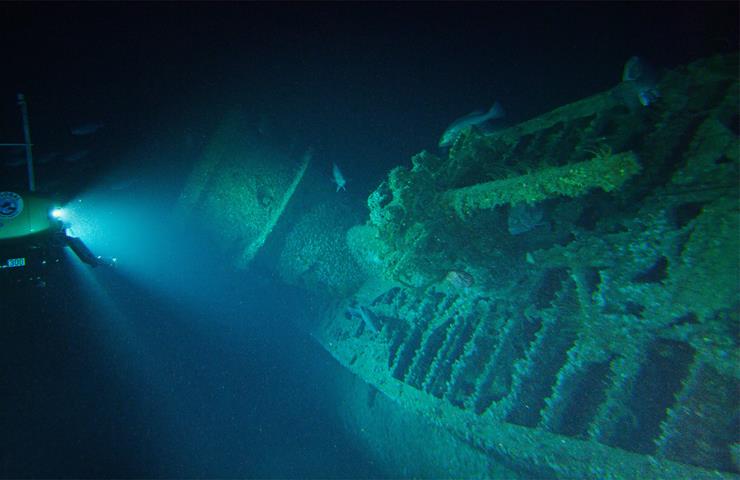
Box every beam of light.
[60,245,199,469]
[56,174,273,465]
[63,246,137,347]
[61,168,262,323]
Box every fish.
[332,163,347,192]
[347,305,381,333]
[621,56,660,107]
[445,270,474,291]
[70,122,104,136]
[508,202,545,235]
[439,101,505,148]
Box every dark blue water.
[1,262,379,478]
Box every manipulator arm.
[64,234,115,268]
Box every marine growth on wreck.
[278,54,740,478]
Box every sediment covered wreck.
[179,54,739,478]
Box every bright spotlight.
[51,207,65,220]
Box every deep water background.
[2,256,380,478]
[0,2,737,478]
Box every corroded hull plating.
[310,55,739,478]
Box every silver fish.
[439,102,505,148]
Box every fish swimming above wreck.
[621,56,661,107]
[438,101,505,148]
[332,163,347,192]
[289,54,739,480]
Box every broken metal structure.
[292,55,739,479]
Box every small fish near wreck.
[347,305,381,333]
[438,101,505,148]
[332,163,347,192]
[508,202,545,235]
[444,270,474,291]
[621,56,661,107]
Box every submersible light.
[50,207,65,220]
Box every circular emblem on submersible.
[0,192,24,219]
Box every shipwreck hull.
[307,55,739,478]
